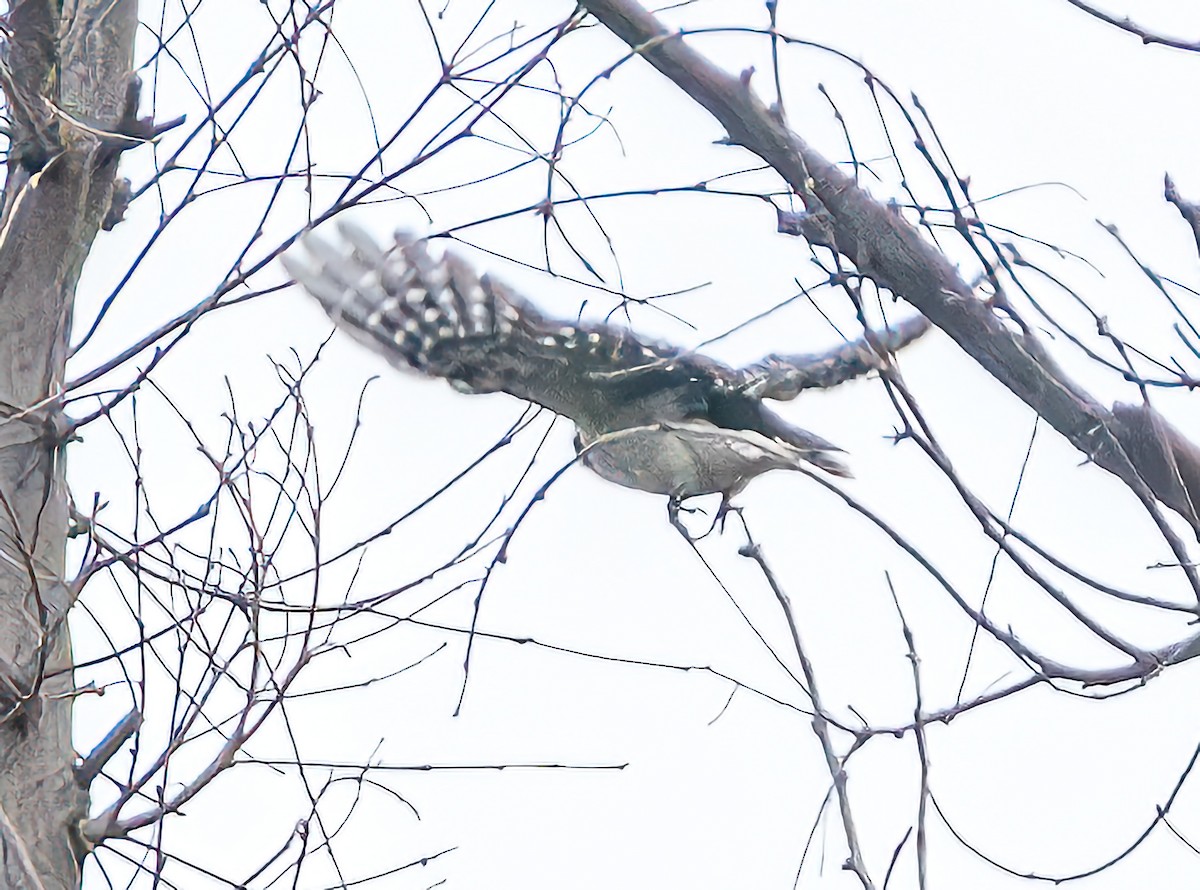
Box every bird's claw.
[668,495,739,541]
[668,496,697,541]
[713,496,740,534]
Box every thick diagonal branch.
[578,0,1200,561]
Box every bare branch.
[1165,173,1200,261]
[576,0,1200,552]
[1062,1,1200,52]
[739,530,875,890]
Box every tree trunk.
[0,0,137,885]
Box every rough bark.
[0,0,138,886]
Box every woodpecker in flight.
[284,226,927,533]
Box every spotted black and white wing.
[285,226,928,490]
[284,226,750,438]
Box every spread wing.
[284,226,925,466]
[737,314,930,401]
[284,226,749,436]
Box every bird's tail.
[756,405,852,477]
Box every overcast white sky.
[64,1,1200,887]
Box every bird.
[283,225,928,535]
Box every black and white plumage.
[284,226,927,521]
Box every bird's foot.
[711,495,742,536]
[668,496,703,542]
[669,496,740,541]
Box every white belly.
[578,421,806,498]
